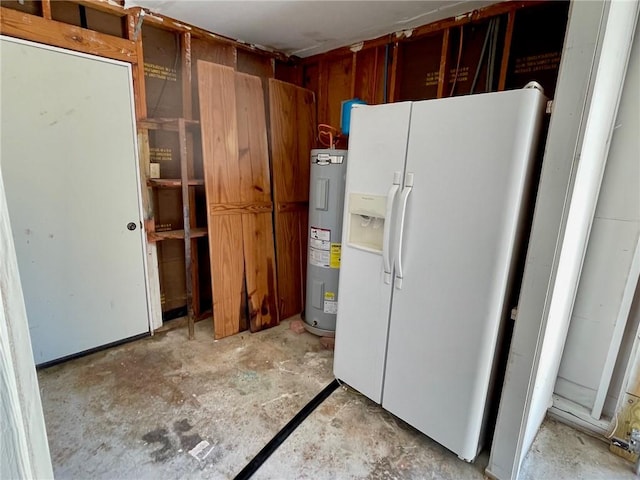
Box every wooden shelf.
[138,118,200,132]
[147,178,205,188]
[148,227,208,242]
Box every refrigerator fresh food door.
[333,102,412,403]
[382,89,546,461]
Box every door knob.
[127,222,137,231]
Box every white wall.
[487,1,639,478]
[0,168,53,479]
[555,19,640,418]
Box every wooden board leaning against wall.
[267,79,317,320]
[197,61,278,340]
[140,15,279,328]
[277,1,570,129]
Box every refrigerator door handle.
[394,173,414,290]
[382,171,402,284]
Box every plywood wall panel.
[242,212,278,331]
[235,72,279,331]
[236,73,272,204]
[198,61,245,338]
[237,49,274,79]
[268,79,316,319]
[209,214,245,338]
[275,61,302,86]
[199,61,279,337]
[323,55,353,128]
[354,46,385,104]
[191,37,236,119]
[273,210,305,318]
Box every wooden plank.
[325,55,353,127]
[235,72,279,331]
[148,227,208,242]
[268,79,316,319]
[296,87,315,202]
[437,28,451,98]
[294,85,315,312]
[198,61,245,339]
[241,212,279,331]
[235,73,273,205]
[180,31,201,321]
[147,178,204,188]
[177,119,195,339]
[354,46,383,105]
[41,0,52,20]
[273,211,304,319]
[210,202,273,215]
[127,11,146,120]
[0,7,137,63]
[137,128,162,330]
[191,36,237,119]
[498,11,516,91]
[277,201,309,213]
[389,42,400,102]
[138,118,200,131]
[350,52,357,99]
[181,32,193,119]
[208,215,245,338]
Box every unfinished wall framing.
[1,0,570,340]
[281,0,570,129]
[0,0,285,337]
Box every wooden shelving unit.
[140,116,203,339]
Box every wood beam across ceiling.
[0,6,137,63]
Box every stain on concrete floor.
[37,318,637,479]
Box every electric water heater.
[304,149,348,336]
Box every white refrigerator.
[333,86,546,462]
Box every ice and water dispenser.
[346,193,387,252]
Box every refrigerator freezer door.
[333,102,412,403]
[382,89,546,461]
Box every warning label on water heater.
[330,243,341,269]
[324,300,338,314]
[309,226,331,268]
[323,292,338,314]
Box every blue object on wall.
[340,98,367,135]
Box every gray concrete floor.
[38,318,636,479]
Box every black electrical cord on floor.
[233,379,341,480]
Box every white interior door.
[0,37,150,365]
